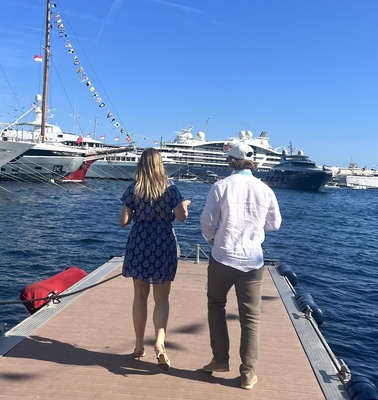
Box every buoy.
[294,291,324,325]
[277,263,298,286]
[346,374,378,400]
[20,266,87,314]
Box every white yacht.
[0,95,137,182]
[155,126,332,191]
[1,95,107,149]
[0,97,89,182]
[0,139,34,169]
[155,126,282,178]
[0,141,87,182]
[86,150,182,180]
[346,174,378,189]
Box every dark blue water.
[1,180,377,386]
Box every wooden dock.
[0,257,349,399]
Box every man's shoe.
[203,358,229,373]
[241,374,258,390]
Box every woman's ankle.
[154,342,165,354]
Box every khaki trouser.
[207,256,264,377]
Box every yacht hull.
[176,164,332,191]
[0,145,85,182]
[86,159,181,180]
[0,140,34,168]
[257,168,333,191]
[346,175,378,189]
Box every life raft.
[20,267,87,314]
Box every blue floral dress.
[120,182,184,284]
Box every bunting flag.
[34,55,43,62]
[51,1,132,144]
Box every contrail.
[97,0,124,41]
[148,0,203,14]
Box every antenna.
[204,118,209,134]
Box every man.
[200,142,282,390]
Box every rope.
[0,243,266,306]
[50,272,122,303]
[0,244,211,309]
[0,272,122,307]
[1,244,209,309]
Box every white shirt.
[200,170,282,272]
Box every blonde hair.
[134,148,168,201]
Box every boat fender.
[277,263,298,286]
[346,374,378,400]
[20,267,88,314]
[294,291,324,325]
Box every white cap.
[224,143,254,160]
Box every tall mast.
[41,0,51,143]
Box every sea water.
[0,179,377,385]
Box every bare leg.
[153,280,171,347]
[132,279,150,353]
[152,280,171,370]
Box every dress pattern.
[120,182,183,284]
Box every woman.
[120,148,190,371]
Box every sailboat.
[0,2,87,182]
[0,0,131,183]
[1,94,136,183]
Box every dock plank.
[0,259,330,399]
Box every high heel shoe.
[133,348,146,360]
[154,344,170,371]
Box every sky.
[0,0,377,168]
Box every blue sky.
[0,0,377,168]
